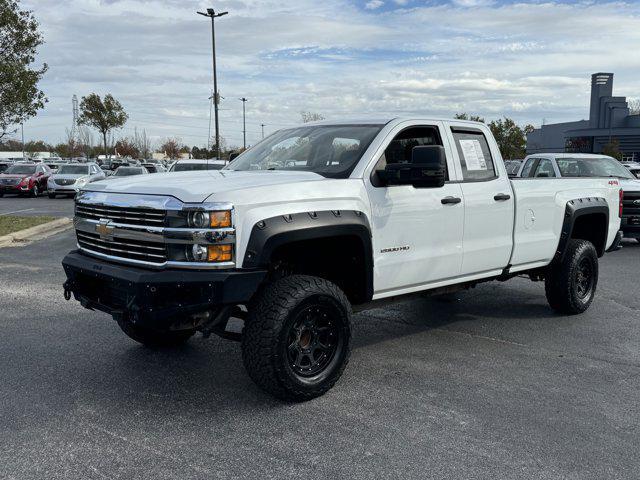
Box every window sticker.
[459,139,487,171]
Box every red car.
[0,163,52,197]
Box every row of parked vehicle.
[0,158,229,198]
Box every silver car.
[47,163,105,198]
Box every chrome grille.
[76,203,166,227]
[77,230,167,264]
[55,178,75,186]
[622,191,640,217]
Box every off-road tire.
[242,275,352,402]
[545,239,598,315]
[117,319,195,347]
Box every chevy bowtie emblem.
[95,219,114,239]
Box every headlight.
[187,210,231,228]
[184,243,233,263]
[75,177,88,186]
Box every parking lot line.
[0,208,35,216]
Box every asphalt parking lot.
[1,198,639,479]
[0,194,75,218]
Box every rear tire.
[242,275,352,402]
[545,239,598,314]
[117,319,195,347]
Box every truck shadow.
[54,281,556,410]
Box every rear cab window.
[451,129,498,181]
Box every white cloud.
[16,0,640,147]
[365,0,384,10]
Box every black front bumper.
[62,250,266,329]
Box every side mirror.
[377,145,447,188]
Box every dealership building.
[526,73,640,161]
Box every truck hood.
[85,170,326,203]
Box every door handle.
[441,196,462,205]
[494,193,511,201]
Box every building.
[527,73,640,161]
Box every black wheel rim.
[286,304,341,378]
[575,257,594,299]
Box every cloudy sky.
[19,0,640,149]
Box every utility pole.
[261,123,265,139]
[197,8,228,157]
[240,97,248,149]
[207,90,214,150]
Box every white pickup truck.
[62,118,623,401]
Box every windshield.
[115,167,144,176]
[225,124,383,178]
[5,165,36,175]
[171,162,225,172]
[557,157,634,179]
[58,165,89,175]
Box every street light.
[240,97,247,149]
[197,8,228,158]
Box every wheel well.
[270,235,371,304]
[571,213,607,256]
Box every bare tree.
[134,127,151,159]
[64,127,82,158]
[628,98,640,116]
[300,111,325,123]
[77,126,94,159]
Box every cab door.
[445,125,515,276]
[365,122,465,297]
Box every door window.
[452,129,497,181]
[520,158,536,177]
[372,126,445,186]
[533,159,556,178]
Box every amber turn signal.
[210,210,232,228]
[207,244,232,262]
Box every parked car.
[0,163,51,197]
[504,159,523,178]
[168,159,228,172]
[0,161,13,173]
[622,162,640,179]
[141,163,166,173]
[103,166,150,179]
[47,163,106,198]
[518,153,640,241]
[63,117,623,401]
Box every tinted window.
[372,126,445,186]
[171,163,225,172]
[452,130,497,181]
[226,125,382,178]
[533,159,556,178]
[114,167,145,176]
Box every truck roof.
[301,117,487,128]
[526,153,617,160]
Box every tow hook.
[63,281,72,301]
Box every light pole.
[197,8,228,157]
[261,123,265,139]
[240,97,247,149]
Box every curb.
[0,217,73,248]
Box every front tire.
[48,192,56,199]
[545,239,598,314]
[117,319,195,347]
[242,275,352,402]
[31,185,39,198]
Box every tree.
[602,138,623,161]
[629,99,640,116]
[133,127,151,159]
[77,93,128,156]
[454,113,485,123]
[0,0,48,140]
[301,111,325,123]
[115,137,139,158]
[159,138,183,159]
[488,117,533,160]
